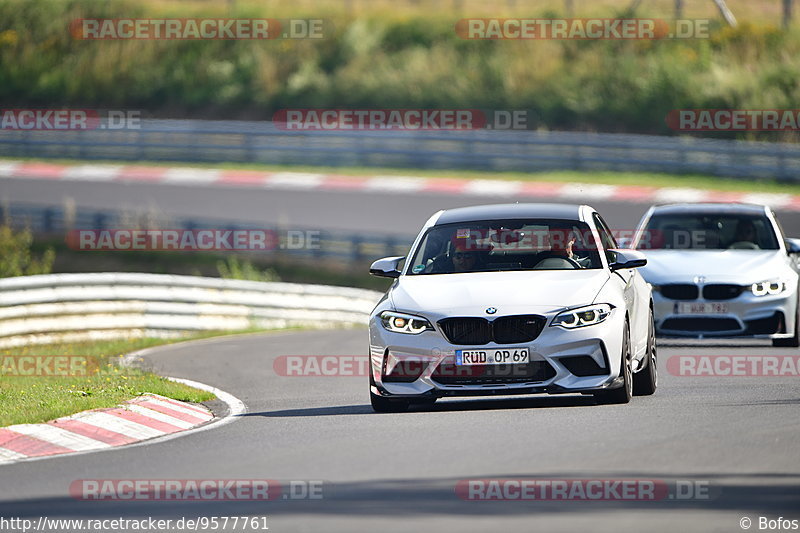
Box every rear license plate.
[674,303,730,314]
[456,348,529,365]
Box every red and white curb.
[1,160,797,210]
[0,379,246,466]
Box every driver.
[730,219,759,249]
[423,234,485,273]
[536,229,592,268]
[451,238,483,273]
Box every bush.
[0,226,55,277]
[216,256,280,282]
[1,0,798,138]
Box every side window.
[592,213,618,250]
[772,214,788,250]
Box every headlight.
[379,311,433,334]
[751,279,787,296]
[551,304,613,329]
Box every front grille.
[659,284,699,300]
[437,315,545,346]
[491,315,546,344]
[661,317,741,332]
[703,284,745,300]
[432,360,556,385]
[437,317,492,345]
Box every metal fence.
[1,119,798,181]
[1,203,414,264]
[0,272,382,348]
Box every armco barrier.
[0,119,797,180]
[0,203,413,264]
[0,273,383,348]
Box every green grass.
[0,330,282,426]
[5,156,799,195]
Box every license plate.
[674,303,730,314]
[456,348,529,365]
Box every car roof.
[650,203,769,215]
[434,203,586,225]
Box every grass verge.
[0,329,282,427]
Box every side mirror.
[369,256,405,278]
[608,249,647,271]
[785,238,800,255]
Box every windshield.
[637,213,779,250]
[407,219,602,275]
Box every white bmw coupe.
[367,203,655,412]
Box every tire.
[772,292,800,348]
[370,392,410,413]
[369,371,410,413]
[594,321,632,405]
[633,310,658,396]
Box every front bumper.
[369,310,626,399]
[653,288,797,339]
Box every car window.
[636,213,780,250]
[406,219,602,274]
[592,213,617,249]
[773,216,789,248]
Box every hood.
[639,249,790,284]
[390,270,610,316]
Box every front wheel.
[594,322,632,405]
[633,310,658,396]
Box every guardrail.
[1,202,414,264]
[0,273,383,348]
[0,119,797,181]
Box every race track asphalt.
[1,174,798,532]
[0,330,798,532]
